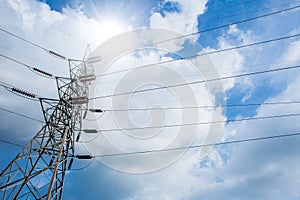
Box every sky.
[1,0,300,199]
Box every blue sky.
[1,0,300,199]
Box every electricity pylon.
[0,49,97,199]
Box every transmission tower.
[0,49,97,199]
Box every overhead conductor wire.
[95,4,300,69]
[90,64,300,100]
[83,112,300,133]
[94,32,300,79]
[93,132,300,158]
[0,28,81,61]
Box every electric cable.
[0,28,81,61]
[0,53,55,79]
[153,4,300,45]
[97,4,300,64]
[93,112,300,132]
[0,28,48,52]
[0,43,48,67]
[155,1,300,29]
[0,139,24,148]
[0,81,39,102]
[91,64,300,100]
[0,107,44,123]
[93,132,300,157]
[95,32,300,78]
[103,100,300,112]
[0,81,60,103]
[90,58,300,86]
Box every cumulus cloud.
[200,24,249,91]
[96,68,300,200]
[0,0,130,138]
[150,0,208,37]
[1,0,300,199]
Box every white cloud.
[0,0,129,143]
[150,0,208,37]
[103,72,300,200]
[279,39,300,62]
[200,25,249,91]
[78,6,300,199]
[1,0,300,199]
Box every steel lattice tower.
[0,52,96,199]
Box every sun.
[87,1,133,43]
[90,19,128,45]
[100,20,125,37]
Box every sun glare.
[102,20,124,35]
[95,20,126,43]
[88,1,132,43]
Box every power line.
[0,80,13,88]
[0,80,63,103]
[154,4,300,45]
[93,112,300,132]
[93,132,300,157]
[90,58,300,86]
[91,64,300,100]
[155,1,300,29]
[0,81,40,101]
[98,3,300,64]
[0,43,49,69]
[2,86,296,124]
[0,81,60,102]
[0,53,55,79]
[103,100,300,112]
[0,28,79,61]
[154,0,255,26]
[95,32,300,78]
[0,28,48,52]
[0,107,44,123]
[0,139,24,148]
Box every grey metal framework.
[0,51,96,199]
